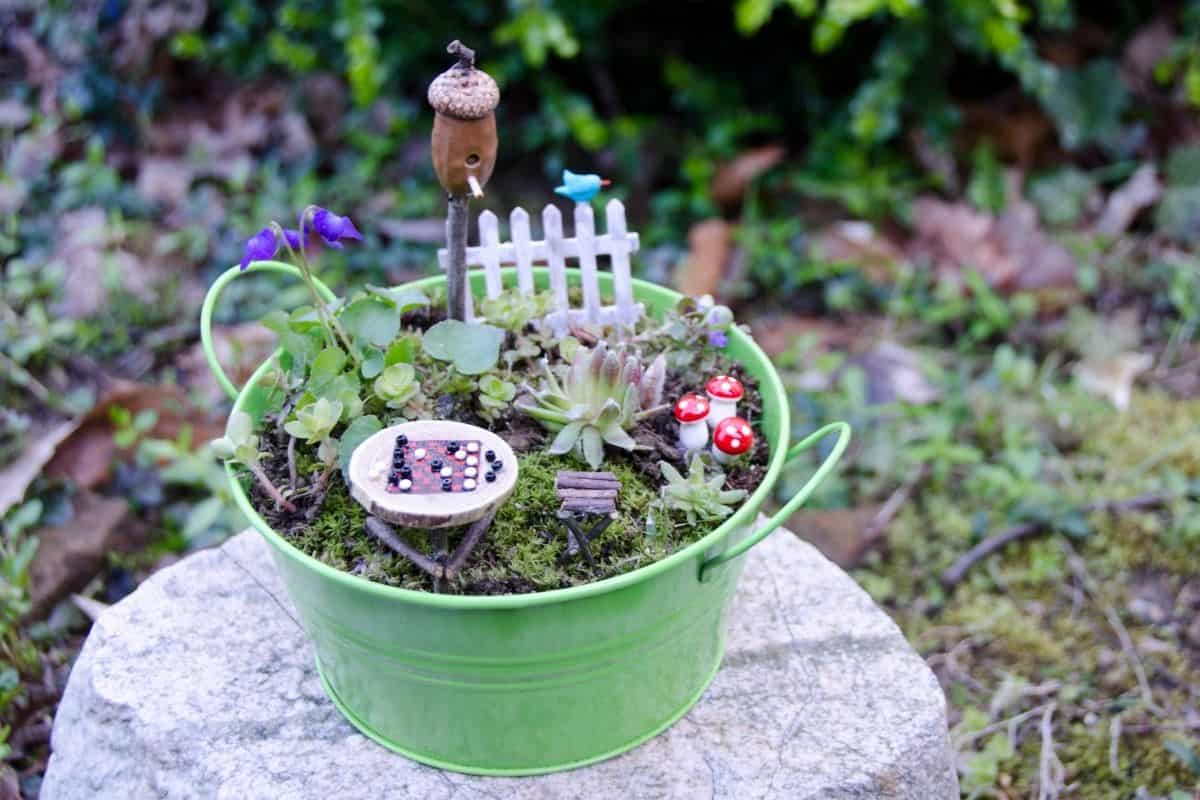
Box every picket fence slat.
[436,198,643,336]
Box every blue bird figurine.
[554,169,611,203]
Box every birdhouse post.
[428,40,499,321]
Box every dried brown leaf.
[677,218,732,299]
[709,144,786,207]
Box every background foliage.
[2,0,1200,797]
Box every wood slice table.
[347,420,519,528]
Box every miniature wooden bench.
[555,470,620,567]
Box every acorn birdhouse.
[428,40,499,198]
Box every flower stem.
[248,463,297,513]
[273,222,337,351]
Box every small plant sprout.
[516,342,668,469]
[211,411,296,513]
[373,363,420,409]
[478,374,517,421]
[712,416,754,464]
[657,453,747,525]
[673,393,710,451]
[284,396,343,475]
[705,375,744,428]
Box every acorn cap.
[428,40,500,121]
[713,417,754,455]
[673,393,711,423]
[706,375,744,401]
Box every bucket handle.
[200,261,337,401]
[699,421,851,583]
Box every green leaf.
[309,346,347,391]
[365,285,430,312]
[1165,739,1200,776]
[735,0,775,34]
[1042,59,1130,151]
[361,349,385,379]
[580,425,604,468]
[339,415,382,483]
[340,297,400,348]
[1028,168,1097,227]
[385,336,418,366]
[421,320,505,375]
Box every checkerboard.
[384,437,505,494]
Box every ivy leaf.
[1042,59,1129,151]
[340,297,400,349]
[365,285,430,312]
[339,415,382,483]
[421,319,505,375]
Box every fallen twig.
[941,492,1169,587]
[1064,541,1164,716]
[861,464,928,550]
[1037,703,1066,800]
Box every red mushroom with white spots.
[712,416,754,464]
[673,393,711,451]
[705,375,744,429]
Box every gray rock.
[43,526,958,799]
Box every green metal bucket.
[200,262,850,775]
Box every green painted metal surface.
[201,263,850,775]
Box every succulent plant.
[657,453,747,524]
[516,342,668,468]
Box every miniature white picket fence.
[436,199,643,336]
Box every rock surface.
[43,527,958,799]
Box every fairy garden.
[211,42,768,595]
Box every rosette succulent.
[516,342,668,468]
[657,453,747,524]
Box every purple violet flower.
[303,208,362,249]
[708,330,729,349]
[282,228,302,251]
[240,227,279,270]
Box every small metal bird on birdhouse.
[554,169,611,204]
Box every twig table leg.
[365,516,444,579]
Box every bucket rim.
[224,268,791,610]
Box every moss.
[286,449,707,595]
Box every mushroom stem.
[467,175,484,198]
[679,420,709,451]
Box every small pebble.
[485,471,496,483]
[462,478,477,491]
[464,467,477,478]
[466,442,479,453]
[466,455,479,467]
[440,466,453,478]
[398,478,412,492]
[492,459,503,472]
[431,458,443,470]
[441,479,452,491]
[396,434,408,446]
[484,450,496,462]
[368,460,387,480]
[414,448,427,460]
[455,449,467,461]
[399,467,412,479]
